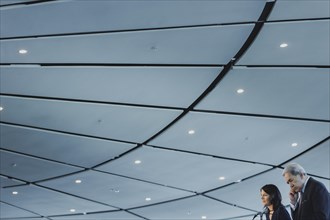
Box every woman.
[260,184,291,220]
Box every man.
[282,163,330,220]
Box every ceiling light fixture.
[134,160,141,164]
[75,179,82,184]
[291,143,298,147]
[12,191,18,195]
[18,49,28,54]
[69,209,76,212]
[280,43,288,48]
[111,188,120,193]
[145,197,151,201]
[202,216,207,219]
[188,130,195,135]
[0,106,3,111]
[219,176,226,180]
[236,89,244,94]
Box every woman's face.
[260,189,271,206]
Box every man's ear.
[300,173,305,179]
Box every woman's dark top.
[265,205,291,220]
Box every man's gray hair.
[282,163,307,176]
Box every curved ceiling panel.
[149,112,330,165]
[0,0,265,38]
[131,195,255,220]
[0,66,221,108]
[0,124,136,168]
[196,67,330,120]
[39,170,194,209]
[0,24,254,65]
[0,95,182,143]
[268,0,330,21]
[97,146,269,192]
[237,20,330,65]
[0,150,82,182]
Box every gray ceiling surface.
[0,0,329,220]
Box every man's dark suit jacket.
[291,177,330,220]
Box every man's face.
[284,172,304,192]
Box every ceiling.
[0,0,329,219]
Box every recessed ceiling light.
[236,89,244,94]
[188,130,195,135]
[202,216,207,219]
[69,209,76,212]
[12,191,18,195]
[236,179,242,183]
[145,197,151,201]
[280,43,288,48]
[291,143,298,147]
[134,160,141,164]
[111,188,120,193]
[18,49,28,54]
[0,106,3,111]
[75,179,82,184]
[219,176,226,180]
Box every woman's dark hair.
[260,184,282,210]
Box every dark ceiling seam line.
[201,168,276,195]
[0,21,257,41]
[84,3,281,212]
[34,183,121,210]
[1,17,328,41]
[219,214,260,220]
[0,200,45,219]
[141,0,276,145]
[127,194,197,211]
[94,169,197,194]
[2,164,197,198]
[191,109,330,123]
[1,174,124,210]
[46,209,151,220]
[202,194,259,213]
[234,64,330,68]
[2,64,330,69]
[1,170,87,188]
[0,0,56,7]
[45,210,150,220]
[277,136,330,168]
[89,144,142,169]
[1,94,328,123]
[79,0,277,173]
[0,148,87,169]
[145,144,275,168]
[2,124,327,186]
[0,174,30,187]
[1,63,223,67]
[124,210,150,220]
[0,93,186,111]
[266,17,330,23]
[2,63,330,68]
[0,121,138,146]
